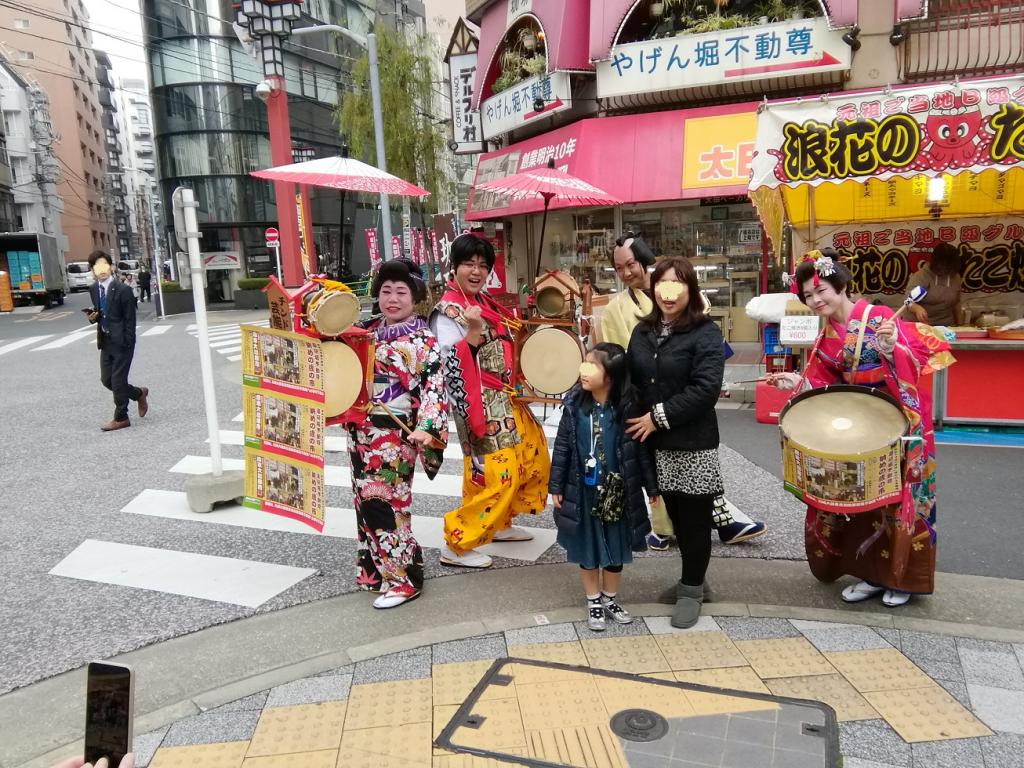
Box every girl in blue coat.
[549,342,659,631]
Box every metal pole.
[367,32,393,253]
[180,187,223,476]
[149,191,165,319]
[272,241,282,281]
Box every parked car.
[67,261,95,292]
[117,259,141,279]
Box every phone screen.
[84,662,133,764]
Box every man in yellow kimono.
[594,233,767,554]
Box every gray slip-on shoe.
[659,579,713,604]
[671,582,705,629]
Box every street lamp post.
[233,3,393,284]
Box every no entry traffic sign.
[265,227,280,248]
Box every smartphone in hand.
[84,661,134,765]
[81,308,97,314]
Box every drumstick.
[892,285,928,320]
[728,377,770,385]
[374,400,445,450]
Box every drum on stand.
[519,326,584,396]
[322,335,373,420]
[304,289,360,337]
[534,271,580,319]
[778,385,909,514]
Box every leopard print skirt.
[655,448,724,496]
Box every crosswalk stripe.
[189,330,242,342]
[31,329,95,350]
[227,355,242,362]
[171,454,465,497]
[209,338,243,349]
[49,539,315,608]
[121,488,556,562]
[141,325,173,336]
[214,345,241,355]
[0,335,53,356]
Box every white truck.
[0,233,66,308]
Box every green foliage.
[337,25,450,215]
[161,280,182,292]
[237,277,270,290]
[685,13,750,32]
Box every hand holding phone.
[83,662,134,767]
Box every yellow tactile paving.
[641,671,678,681]
[864,685,995,743]
[594,676,694,719]
[432,660,512,705]
[525,725,629,768]
[515,678,609,732]
[581,636,671,674]
[508,640,589,667]
[337,721,432,766]
[825,648,935,693]
[148,741,249,768]
[433,750,531,767]
[247,701,347,757]
[654,631,748,671]
[734,637,836,679]
[343,678,432,730]
[674,666,771,694]
[449,696,527,750]
[766,674,880,722]
[433,704,460,755]
[240,750,338,767]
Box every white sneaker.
[841,580,885,603]
[439,546,493,568]
[491,526,534,542]
[882,590,911,607]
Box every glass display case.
[691,219,764,342]
[570,210,617,293]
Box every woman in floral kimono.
[770,250,954,607]
[347,259,448,609]
[429,233,551,569]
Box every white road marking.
[0,335,53,356]
[31,329,95,350]
[49,539,315,608]
[226,355,242,362]
[141,325,173,336]
[208,338,244,348]
[214,345,241,355]
[121,489,556,561]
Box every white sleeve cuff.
[653,403,669,430]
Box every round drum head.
[536,286,567,317]
[520,327,583,395]
[322,341,362,417]
[780,388,907,454]
[309,291,360,337]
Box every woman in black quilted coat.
[548,342,658,632]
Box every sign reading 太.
[596,17,850,100]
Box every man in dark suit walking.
[86,250,149,431]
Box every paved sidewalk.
[11,558,1024,768]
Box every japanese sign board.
[824,219,1024,295]
[390,236,402,259]
[433,213,458,269]
[202,252,241,270]
[596,18,850,100]
[364,228,381,271]
[481,70,572,139]
[241,325,326,532]
[449,52,483,154]
[751,77,1024,189]
[780,315,821,346]
[682,111,758,191]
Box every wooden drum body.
[304,289,360,338]
[534,271,580,319]
[519,326,583,397]
[778,385,909,514]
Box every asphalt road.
[0,294,1021,697]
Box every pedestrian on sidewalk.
[138,266,152,302]
[594,233,767,553]
[768,250,953,608]
[549,343,657,632]
[429,233,551,569]
[626,257,726,629]
[85,251,149,432]
[347,259,449,609]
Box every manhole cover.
[609,709,669,742]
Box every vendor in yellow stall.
[906,243,963,327]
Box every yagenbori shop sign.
[481,71,571,139]
[752,78,1024,186]
[824,220,1024,295]
[597,18,849,99]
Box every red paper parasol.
[476,159,622,277]
[251,154,431,197]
